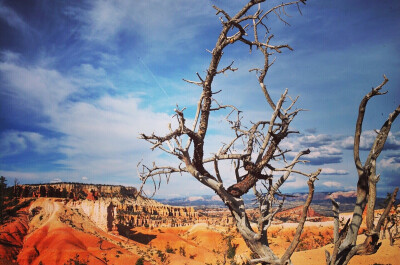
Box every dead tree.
[139,1,321,264]
[326,76,400,265]
[380,193,399,240]
[386,204,400,246]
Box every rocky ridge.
[14,183,199,230]
[14,182,137,199]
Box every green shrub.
[135,257,145,265]
[226,236,237,259]
[165,242,175,254]
[179,246,186,257]
[63,254,88,265]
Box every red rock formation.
[0,202,30,263]
[275,206,322,222]
[17,183,137,200]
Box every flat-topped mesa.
[15,183,137,199]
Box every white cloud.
[0,60,174,184]
[71,63,115,91]
[322,181,342,188]
[321,168,349,175]
[379,156,400,171]
[0,131,57,157]
[340,131,400,151]
[47,95,174,180]
[0,50,20,62]
[0,131,27,157]
[187,196,204,202]
[67,0,215,58]
[76,0,200,43]
[0,170,77,183]
[280,175,308,190]
[298,134,335,147]
[0,4,30,32]
[51,178,62,183]
[281,134,344,165]
[0,62,76,116]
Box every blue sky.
[0,0,399,198]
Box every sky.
[0,0,399,198]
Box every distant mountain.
[155,191,393,217]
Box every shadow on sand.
[116,224,156,245]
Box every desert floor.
[1,198,399,265]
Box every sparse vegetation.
[165,242,175,253]
[179,246,186,257]
[63,254,88,265]
[135,257,145,265]
[226,236,237,260]
[101,254,109,265]
[0,176,6,224]
[270,231,278,238]
[157,250,168,263]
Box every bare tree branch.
[281,168,320,263]
[328,76,399,265]
[138,1,330,263]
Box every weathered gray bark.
[139,1,322,264]
[326,77,400,265]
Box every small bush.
[165,242,175,254]
[157,250,168,263]
[135,257,145,265]
[226,236,238,259]
[64,254,88,265]
[179,246,186,257]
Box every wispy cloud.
[322,181,343,188]
[0,61,76,117]
[379,154,400,171]
[321,168,349,175]
[0,0,399,197]
[282,134,344,165]
[0,131,57,157]
[67,0,214,58]
[341,131,400,151]
[0,50,20,62]
[0,58,173,184]
[0,4,29,32]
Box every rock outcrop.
[14,183,200,230]
[15,183,137,200]
[275,205,322,222]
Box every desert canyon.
[0,183,399,265]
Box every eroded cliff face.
[15,183,137,199]
[68,196,199,232]
[14,183,199,230]
[68,198,118,231]
[116,198,198,228]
